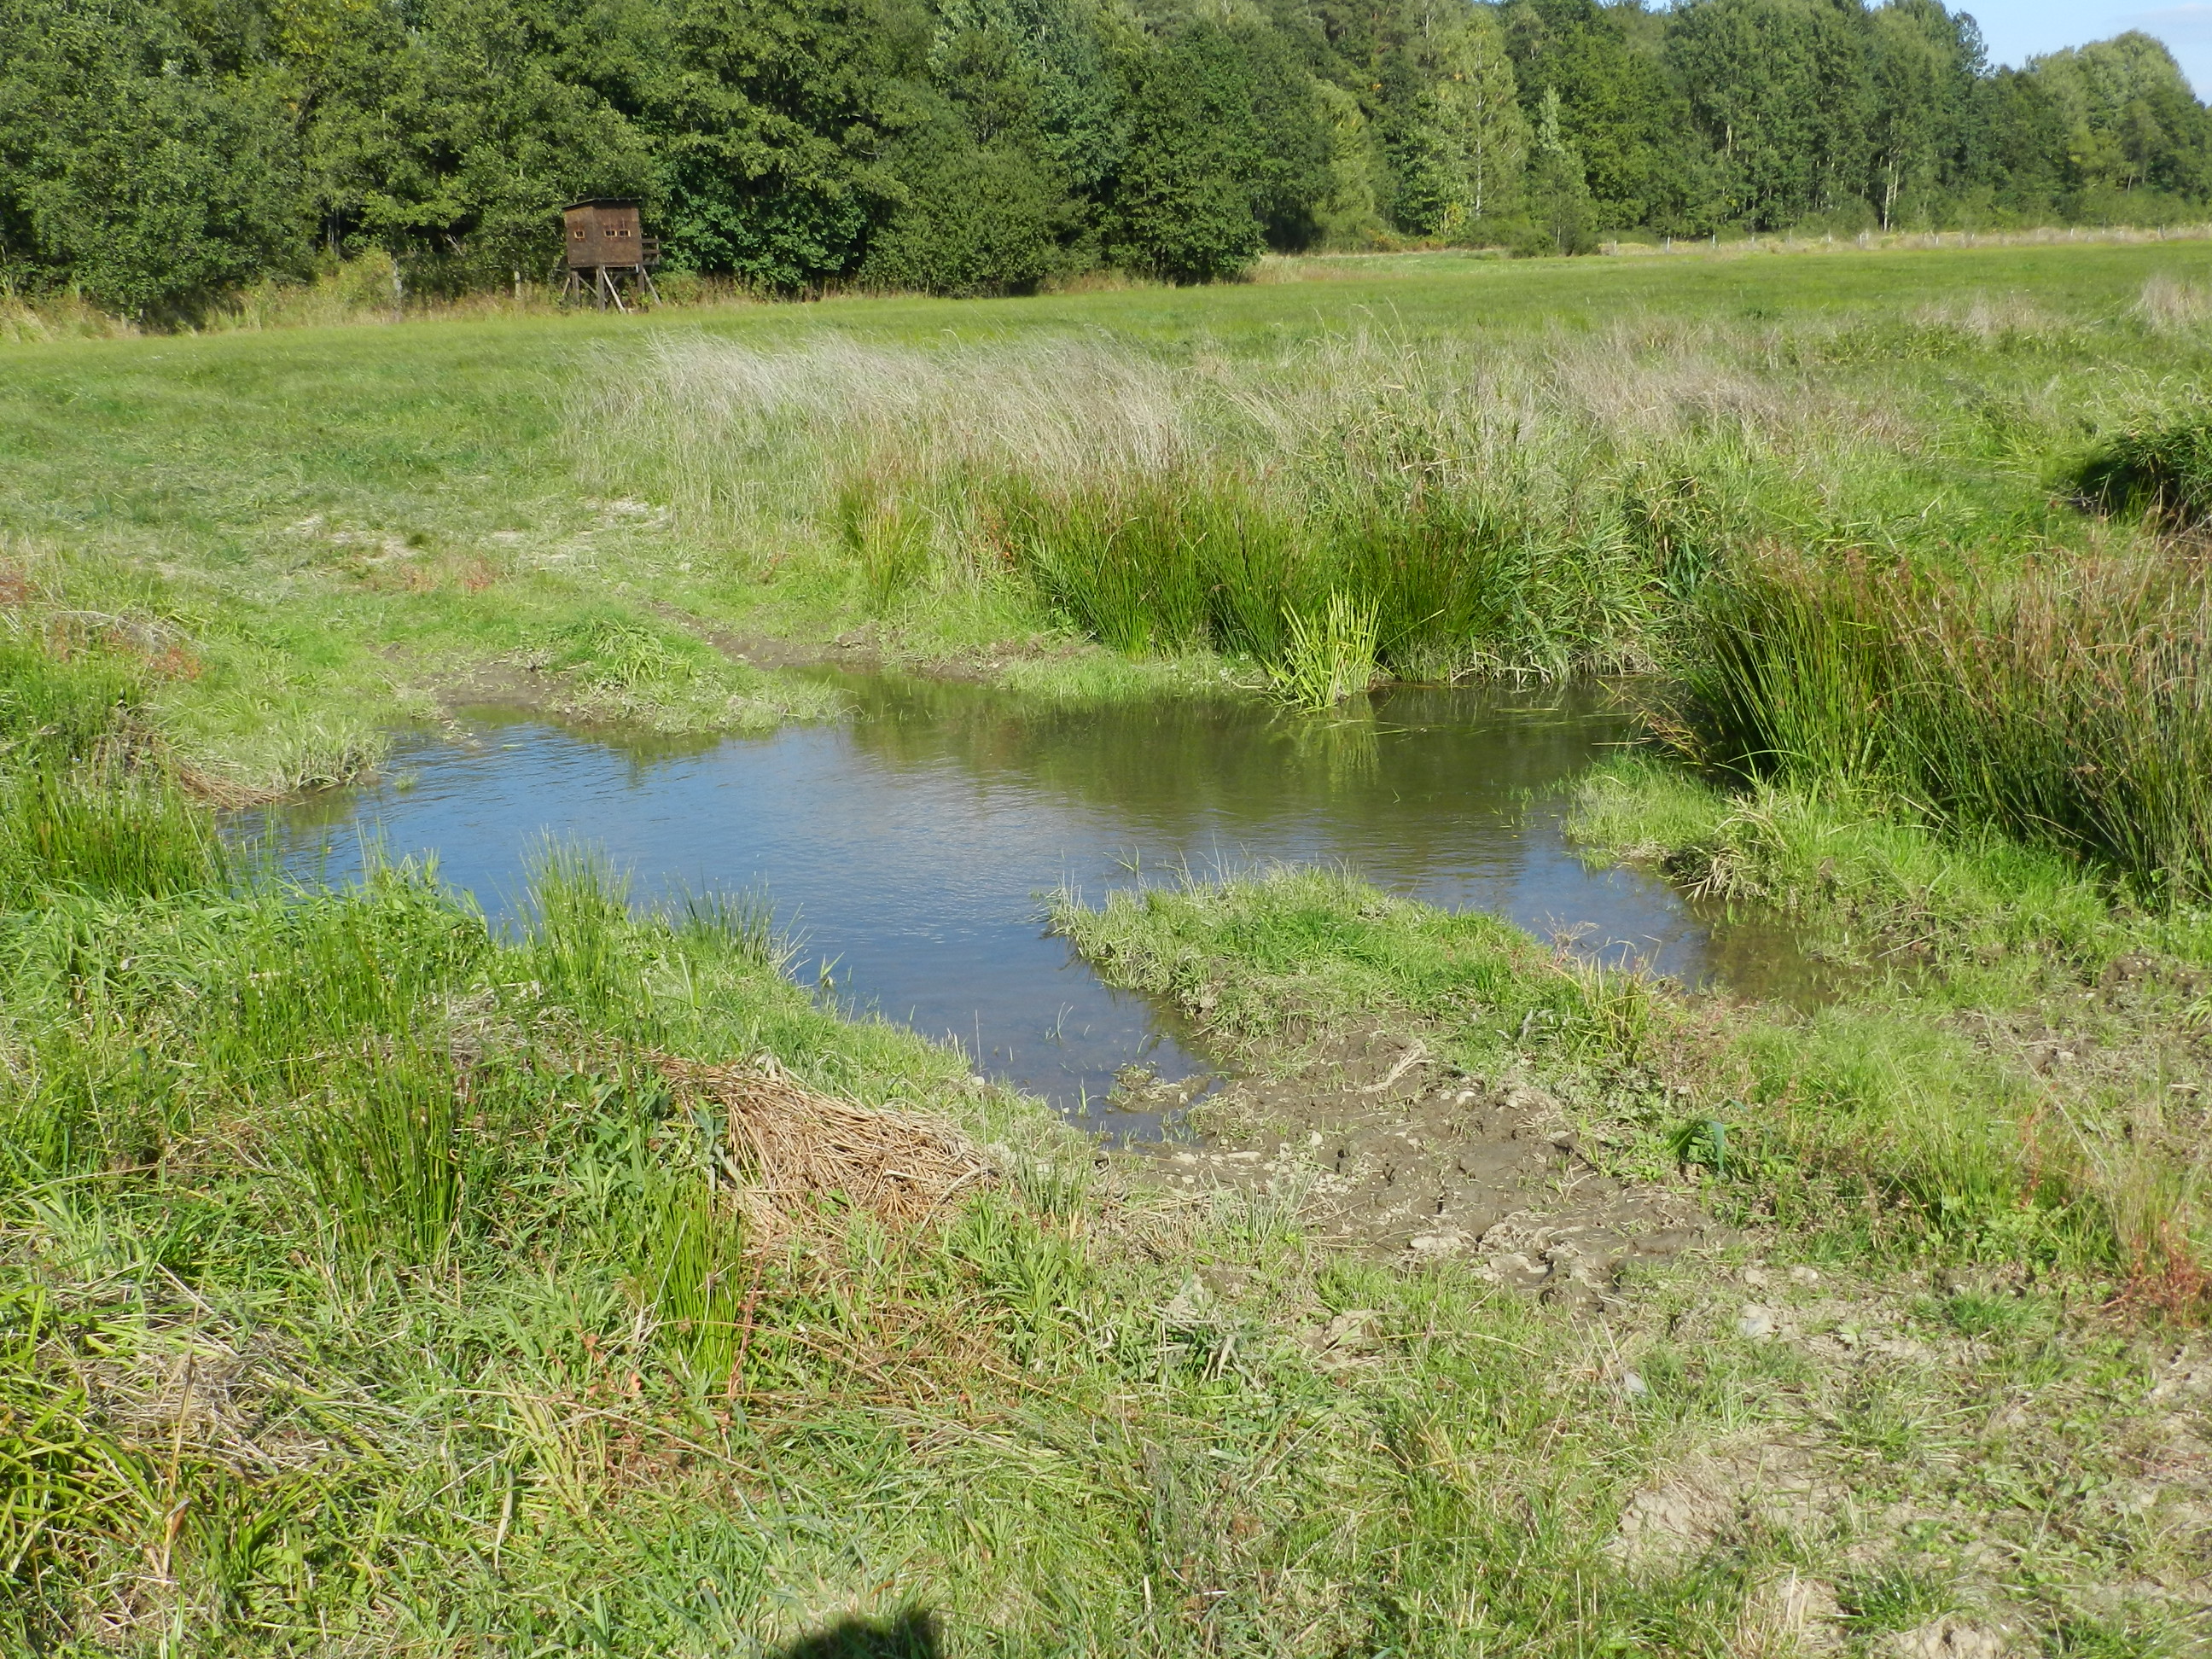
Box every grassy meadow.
[0,237,2203,789]
[5,240,2212,1652]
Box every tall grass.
[0,628,224,905]
[1674,547,2212,898]
[293,1046,467,1261]
[1269,592,1380,710]
[0,754,224,904]
[2075,397,2212,527]
[583,326,1891,683]
[630,1175,749,1382]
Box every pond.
[247,674,1818,1135]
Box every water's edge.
[240,675,1826,1136]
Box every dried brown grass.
[652,1053,995,1231]
[2137,272,2212,333]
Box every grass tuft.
[1269,591,1380,711]
[1671,547,2212,900]
[291,1045,467,1262]
[2075,397,2212,527]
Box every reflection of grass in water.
[1277,697,1382,789]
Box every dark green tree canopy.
[2,0,2205,314]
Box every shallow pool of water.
[247,675,1814,1132]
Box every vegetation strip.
[3,0,2203,323]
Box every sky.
[1970,0,2212,92]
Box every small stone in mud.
[1300,1308,1384,1372]
[1491,1252,1551,1288]
[1322,1309,1379,1348]
[1738,1304,1776,1340]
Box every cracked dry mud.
[1117,1025,1720,1307]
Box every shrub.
[860,132,1062,298]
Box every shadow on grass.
[775,1609,941,1659]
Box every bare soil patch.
[1118,1023,1719,1307]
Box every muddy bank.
[1117,1023,1720,1308]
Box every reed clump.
[2074,398,2212,527]
[1674,547,2212,899]
[1268,592,1381,710]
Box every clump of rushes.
[2075,397,2212,527]
[1674,546,2212,900]
[629,1174,749,1382]
[982,471,1246,654]
[292,1045,467,1261]
[978,464,1653,684]
[1268,592,1380,711]
[835,474,939,614]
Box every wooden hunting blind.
[558,199,661,310]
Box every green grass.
[4,590,2209,1654]
[1040,857,2212,1645]
[1563,754,2206,976]
[1666,544,2212,899]
[2075,406,2212,526]
[0,237,2207,790]
[1564,756,2212,1298]
[1268,591,1381,710]
[8,242,2212,1650]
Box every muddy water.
[252,675,1819,1134]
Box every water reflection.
[246,673,1819,1132]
